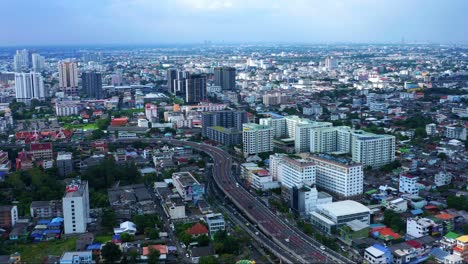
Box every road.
[156,139,353,264]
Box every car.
[255,232,259,235]
[320,246,326,250]
[185,253,190,258]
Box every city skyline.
[1,0,468,46]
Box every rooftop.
[317,200,370,217]
[172,172,199,187]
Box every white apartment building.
[426,123,437,136]
[31,53,45,72]
[278,157,316,189]
[309,155,363,197]
[399,174,419,196]
[351,131,395,168]
[363,245,389,264]
[55,101,81,116]
[269,153,287,181]
[63,180,90,234]
[145,103,158,121]
[15,72,45,102]
[445,126,467,141]
[242,123,273,155]
[434,172,452,187]
[406,217,438,239]
[259,117,286,138]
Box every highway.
[159,139,353,264]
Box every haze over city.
[2,0,468,45]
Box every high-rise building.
[14,72,45,102]
[325,56,338,70]
[166,69,177,93]
[145,103,158,122]
[31,53,45,72]
[269,153,287,181]
[62,179,89,234]
[13,49,30,72]
[58,61,79,96]
[351,131,395,168]
[242,123,273,155]
[214,67,236,90]
[57,152,73,177]
[81,71,102,99]
[185,74,207,103]
[309,155,363,197]
[201,110,247,136]
[278,157,316,189]
[259,116,287,138]
[82,51,102,63]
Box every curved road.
[158,139,353,264]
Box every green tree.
[199,256,217,264]
[147,248,161,264]
[101,242,122,263]
[197,234,210,246]
[218,254,236,264]
[120,232,134,242]
[101,209,117,232]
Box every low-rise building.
[0,205,18,229]
[30,200,63,218]
[172,172,205,202]
[205,213,225,235]
[406,217,438,239]
[399,174,419,196]
[364,244,392,264]
[59,251,94,264]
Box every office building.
[206,126,242,146]
[172,172,205,202]
[81,71,102,99]
[0,205,18,229]
[57,152,73,177]
[309,155,363,197]
[30,142,53,161]
[31,53,45,72]
[310,200,370,234]
[290,184,332,216]
[202,110,247,136]
[278,157,316,189]
[167,69,177,93]
[185,74,207,103]
[63,180,90,234]
[13,49,30,72]
[14,72,45,102]
[205,213,225,235]
[399,174,419,196]
[214,66,236,90]
[242,123,273,155]
[58,61,79,96]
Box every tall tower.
[13,49,30,72]
[185,74,207,103]
[81,71,102,99]
[58,61,78,96]
[31,53,45,72]
[214,67,236,90]
[166,69,177,94]
[15,72,45,102]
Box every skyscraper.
[58,61,79,96]
[201,110,248,136]
[15,72,45,102]
[13,49,30,72]
[31,53,45,72]
[166,69,177,93]
[81,71,102,99]
[185,74,206,103]
[214,67,236,90]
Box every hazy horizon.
[2,0,468,46]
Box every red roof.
[406,240,423,248]
[186,223,208,236]
[143,245,168,256]
[30,142,52,151]
[435,213,454,220]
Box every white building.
[62,180,90,234]
[309,155,363,197]
[137,119,150,128]
[269,153,287,181]
[31,53,45,72]
[310,200,370,234]
[205,213,225,235]
[13,49,29,72]
[445,126,467,141]
[145,103,158,122]
[259,117,286,138]
[325,57,338,70]
[406,217,438,239]
[242,123,273,155]
[426,123,437,136]
[399,174,419,196]
[55,101,81,116]
[364,245,390,264]
[384,197,408,213]
[15,72,45,102]
[434,172,452,187]
[172,172,203,201]
[278,157,316,189]
[351,131,395,168]
[114,221,137,235]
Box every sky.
[1,0,468,46]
